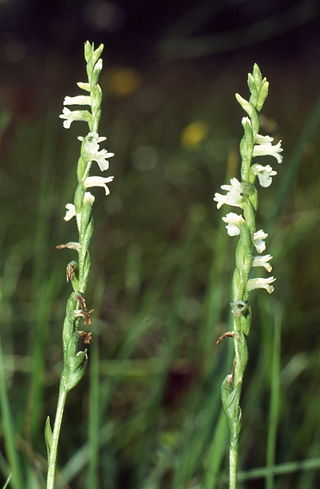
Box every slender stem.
[229,442,238,489]
[46,42,110,489]
[46,385,68,489]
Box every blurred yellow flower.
[181,121,209,149]
[108,67,141,96]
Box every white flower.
[83,191,95,204]
[64,203,76,221]
[213,178,243,209]
[252,254,273,272]
[84,176,114,195]
[222,212,245,236]
[253,136,283,164]
[251,164,277,188]
[255,134,274,144]
[59,107,90,129]
[253,229,268,253]
[63,95,91,106]
[247,276,276,294]
[78,132,114,171]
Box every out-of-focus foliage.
[1,8,320,487]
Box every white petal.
[253,139,283,164]
[213,178,243,210]
[84,176,115,195]
[252,254,273,272]
[222,212,245,236]
[82,132,114,171]
[83,192,95,204]
[63,95,92,106]
[252,164,277,188]
[59,107,90,128]
[247,276,276,294]
[253,229,268,253]
[64,203,76,221]
[255,134,274,144]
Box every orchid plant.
[213,64,283,489]
[45,41,114,489]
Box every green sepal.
[248,186,258,212]
[232,268,243,302]
[235,226,251,278]
[239,136,251,166]
[256,79,269,111]
[77,81,90,92]
[74,185,85,214]
[91,60,103,86]
[235,93,259,134]
[241,117,254,147]
[248,166,256,184]
[80,198,94,237]
[63,349,87,392]
[84,41,93,63]
[242,182,258,213]
[77,153,88,181]
[221,376,242,439]
[237,333,248,371]
[240,305,252,335]
[83,218,94,251]
[81,251,91,291]
[92,44,104,66]
[248,64,262,88]
[44,416,53,457]
[62,293,78,347]
[248,64,269,111]
[91,85,102,115]
[84,41,103,66]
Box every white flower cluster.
[213,128,282,294]
[218,208,275,294]
[63,132,114,223]
[59,60,115,221]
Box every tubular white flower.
[78,132,114,171]
[63,95,92,106]
[83,191,95,204]
[251,164,277,188]
[255,134,274,144]
[253,137,283,164]
[253,229,268,253]
[247,276,276,294]
[213,177,243,209]
[222,212,245,236]
[84,175,114,195]
[59,107,91,129]
[252,254,273,272]
[64,203,76,221]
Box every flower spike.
[47,42,115,489]
[213,64,284,489]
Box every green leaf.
[45,416,53,457]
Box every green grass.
[0,60,320,489]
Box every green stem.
[229,442,238,489]
[46,385,68,489]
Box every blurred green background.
[0,1,320,488]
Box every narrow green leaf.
[45,416,53,456]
